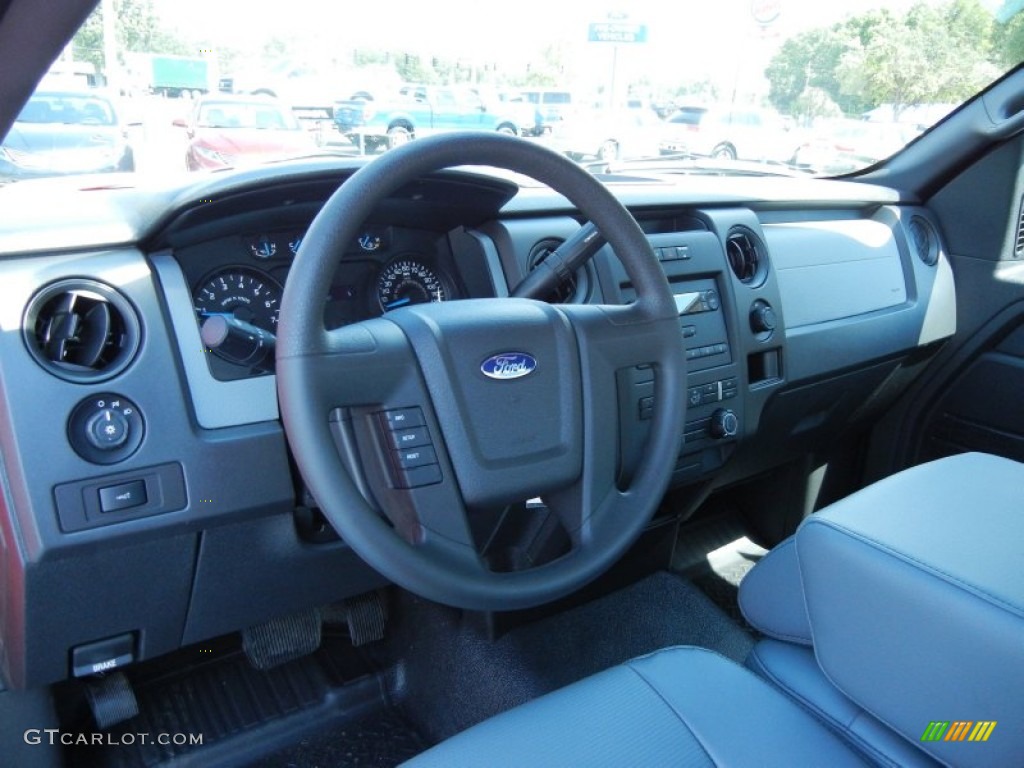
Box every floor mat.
[389,570,755,745]
[673,511,767,627]
[60,631,399,768]
[249,708,426,768]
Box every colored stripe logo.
[921,721,997,742]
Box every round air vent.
[908,216,939,266]
[725,227,767,286]
[527,238,591,304]
[23,279,141,383]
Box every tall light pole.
[102,0,120,92]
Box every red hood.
[191,127,317,162]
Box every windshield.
[2,0,1020,181]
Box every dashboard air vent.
[725,227,767,286]
[908,216,939,266]
[527,238,590,303]
[23,279,141,383]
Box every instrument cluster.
[185,225,460,379]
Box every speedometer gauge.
[377,258,448,311]
[193,267,282,333]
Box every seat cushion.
[748,639,941,768]
[402,646,867,767]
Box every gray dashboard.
[0,164,955,689]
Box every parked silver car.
[0,90,134,179]
[660,104,793,162]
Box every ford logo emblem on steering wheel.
[480,352,538,380]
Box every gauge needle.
[385,298,411,309]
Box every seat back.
[740,453,1024,768]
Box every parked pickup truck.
[334,85,539,151]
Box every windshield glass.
[2,0,1019,182]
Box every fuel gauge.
[248,234,277,259]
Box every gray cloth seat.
[405,453,1024,767]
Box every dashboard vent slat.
[725,227,767,285]
[23,280,140,383]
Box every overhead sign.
[751,0,782,25]
[588,22,648,44]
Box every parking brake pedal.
[329,591,387,646]
[86,671,139,730]
[242,608,322,671]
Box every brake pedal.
[85,671,139,730]
[242,608,322,671]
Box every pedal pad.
[86,671,139,730]
[242,608,322,671]
[342,591,388,646]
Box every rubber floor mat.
[61,632,393,768]
[248,708,426,768]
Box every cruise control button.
[387,426,431,449]
[382,407,424,430]
[394,445,437,469]
[98,480,147,513]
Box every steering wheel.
[276,132,686,611]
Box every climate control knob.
[710,408,739,439]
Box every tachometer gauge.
[193,267,282,333]
[377,258,448,311]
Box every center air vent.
[527,238,590,303]
[725,227,767,286]
[23,279,141,383]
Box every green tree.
[764,12,889,118]
[994,2,1024,68]
[395,54,438,84]
[838,0,995,119]
[71,0,191,74]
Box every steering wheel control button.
[638,396,654,420]
[68,394,145,465]
[394,446,438,470]
[381,407,425,430]
[395,463,442,489]
[98,480,148,513]
[387,426,431,450]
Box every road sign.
[751,0,782,26]
[588,22,648,44]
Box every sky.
[155,0,1008,97]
